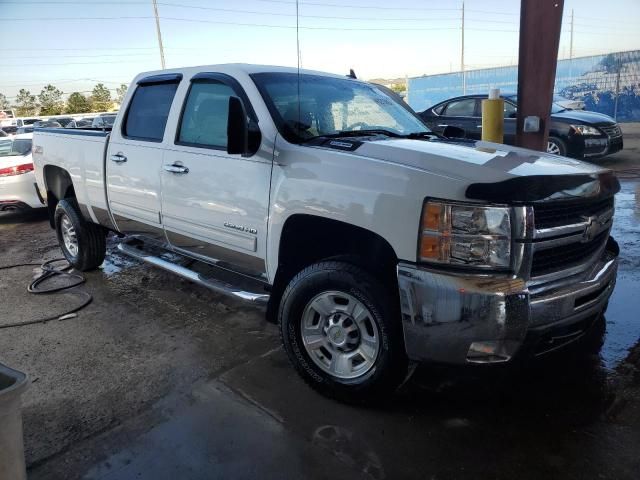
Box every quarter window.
[177,81,235,149]
[123,82,179,141]
[444,99,477,117]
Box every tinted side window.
[123,82,179,141]
[504,101,517,118]
[444,99,476,117]
[177,81,235,149]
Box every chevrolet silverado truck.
[32,65,619,401]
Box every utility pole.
[461,0,466,94]
[152,0,166,69]
[569,9,574,60]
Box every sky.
[1,0,639,102]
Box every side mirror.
[227,96,249,156]
[442,125,466,139]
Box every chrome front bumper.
[397,245,618,365]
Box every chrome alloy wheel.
[300,291,380,380]
[547,140,561,155]
[60,214,79,257]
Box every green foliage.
[389,83,406,94]
[66,92,92,114]
[0,93,9,110]
[90,83,112,112]
[115,83,128,106]
[38,84,65,115]
[14,89,39,116]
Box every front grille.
[533,196,613,229]
[531,230,609,277]
[598,124,622,138]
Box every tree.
[38,84,64,115]
[115,83,128,106]
[14,89,38,116]
[66,92,91,114]
[90,83,112,112]
[0,93,9,110]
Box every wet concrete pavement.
[1,138,639,479]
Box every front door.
[106,74,181,241]
[160,73,271,279]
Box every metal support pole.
[152,0,166,69]
[461,0,466,94]
[515,0,564,152]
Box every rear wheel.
[55,199,106,271]
[279,261,407,403]
[547,136,567,156]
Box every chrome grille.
[533,196,614,229]
[529,195,614,278]
[531,230,609,277]
[598,124,622,138]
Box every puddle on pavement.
[600,180,640,368]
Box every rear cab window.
[122,74,182,142]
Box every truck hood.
[349,138,618,202]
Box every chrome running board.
[117,243,270,305]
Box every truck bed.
[32,127,111,223]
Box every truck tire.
[279,261,407,403]
[54,199,106,271]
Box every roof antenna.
[347,69,357,79]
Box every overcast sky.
[1,0,639,101]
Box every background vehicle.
[65,119,94,128]
[33,120,62,128]
[1,126,19,136]
[0,133,42,212]
[554,94,585,110]
[16,126,34,135]
[33,65,619,401]
[91,114,116,128]
[419,93,623,159]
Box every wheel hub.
[300,291,380,380]
[60,214,79,257]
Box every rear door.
[503,100,518,145]
[438,97,482,139]
[106,74,181,241]
[160,72,271,279]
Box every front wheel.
[279,261,407,403]
[547,136,567,156]
[55,199,106,271]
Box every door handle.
[110,153,127,163]
[476,125,483,128]
[437,124,449,128]
[163,164,189,174]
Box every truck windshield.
[251,72,429,144]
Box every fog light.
[467,340,521,363]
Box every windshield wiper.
[306,129,403,141]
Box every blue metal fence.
[408,50,640,122]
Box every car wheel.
[55,199,106,271]
[279,261,407,403]
[547,136,567,156]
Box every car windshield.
[251,72,429,143]
[0,138,32,156]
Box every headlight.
[570,124,601,136]
[419,200,511,269]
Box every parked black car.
[419,94,623,159]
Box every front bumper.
[397,243,618,365]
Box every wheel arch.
[266,213,399,324]
[43,165,76,228]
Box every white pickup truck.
[33,64,619,401]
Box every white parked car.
[0,133,43,212]
[32,65,619,401]
[554,94,585,110]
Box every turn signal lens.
[418,200,511,269]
